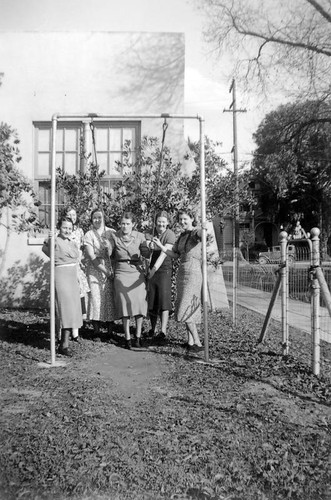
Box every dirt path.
[79,344,170,403]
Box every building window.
[93,124,138,177]
[34,121,140,226]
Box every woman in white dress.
[84,209,115,338]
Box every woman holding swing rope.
[153,209,204,352]
[147,211,176,344]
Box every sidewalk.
[225,283,331,343]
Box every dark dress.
[172,229,202,324]
[148,228,176,315]
[109,230,151,319]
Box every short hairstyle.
[64,206,79,225]
[90,208,104,224]
[57,216,74,230]
[156,210,170,221]
[178,209,197,224]
[121,211,136,223]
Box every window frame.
[32,120,141,230]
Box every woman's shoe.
[189,345,204,353]
[153,332,168,346]
[133,338,143,348]
[124,339,132,350]
[58,346,71,356]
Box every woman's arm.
[148,243,173,279]
[41,230,54,258]
[42,239,50,258]
[153,237,179,259]
[85,244,112,278]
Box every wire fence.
[222,239,331,378]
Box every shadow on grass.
[0,316,50,351]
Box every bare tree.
[194,0,331,102]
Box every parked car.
[258,239,311,264]
[258,245,296,265]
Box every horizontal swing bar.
[52,113,203,121]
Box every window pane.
[109,152,122,176]
[56,153,63,170]
[38,129,50,152]
[97,152,108,172]
[96,128,108,151]
[38,153,50,176]
[100,180,111,195]
[56,129,64,151]
[123,128,134,147]
[65,128,78,151]
[109,129,121,150]
[65,153,78,175]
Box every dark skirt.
[148,269,172,315]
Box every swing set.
[46,112,210,366]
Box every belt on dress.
[116,259,139,264]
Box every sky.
[0,0,273,164]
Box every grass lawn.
[0,307,331,500]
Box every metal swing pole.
[49,115,58,365]
[199,117,209,362]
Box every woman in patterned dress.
[153,209,204,352]
[64,206,90,341]
[84,209,115,338]
[107,211,152,349]
[42,216,82,356]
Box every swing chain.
[152,118,168,233]
[89,120,102,207]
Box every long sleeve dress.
[108,230,151,319]
[172,229,202,324]
[42,236,82,329]
[84,227,115,322]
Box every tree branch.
[306,0,331,23]
[232,17,331,57]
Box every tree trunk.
[0,208,11,278]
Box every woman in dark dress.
[153,209,204,352]
[148,211,176,344]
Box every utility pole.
[224,79,246,325]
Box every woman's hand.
[152,237,164,251]
[106,268,113,279]
[147,240,155,250]
[148,267,156,279]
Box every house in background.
[0,31,186,308]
